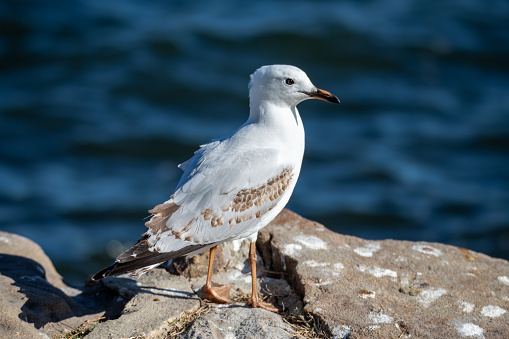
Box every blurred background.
[1,0,508,285]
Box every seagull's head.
[249,65,340,107]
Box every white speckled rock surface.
[259,210,509,339]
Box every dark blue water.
[1,0,508,284]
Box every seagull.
[92,65,339,311]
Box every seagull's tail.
[91,238,213,280]
[91,257,166,280]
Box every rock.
[86,269,200,339]
[0,231,68,291]
[2,210,509,339]
[259,209,509,339]
[0,232,114,338]
[0,257,52,339]
[181,303,294,339]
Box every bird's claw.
[249,295,281,313]
[199,282,231,304]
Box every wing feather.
[95,137,298,279]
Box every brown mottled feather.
[145,200,179,233]
[92,168,294,280]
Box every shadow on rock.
[99,274,197,301]
[0,254,124,331]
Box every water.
[1,0,508,285]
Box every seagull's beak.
[303,88,340,104]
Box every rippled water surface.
[1,0,508,284]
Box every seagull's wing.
[92,138,296,279]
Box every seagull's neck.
[244,99,305,161]
[247,99,302,129]
[231,97,305,167]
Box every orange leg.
[199,245,231,303]
[248,241,280,312]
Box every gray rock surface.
[1,211,509,338]
[86,270,200,339]
[260,210,509,339]
[0,231,67,291]
[181,303,294,339]
[0,231,110,338]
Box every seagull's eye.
[285,78,295,85]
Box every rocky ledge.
[1,209,508,338]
